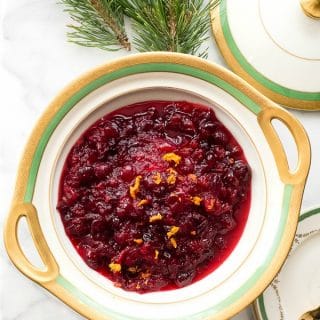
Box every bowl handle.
[4,203,59,283]
[258,106,311,185]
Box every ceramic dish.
[254,207,320,320]
[211,0,320,110]
[4,53,311,320]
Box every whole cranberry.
[120,165,136,181]
[94,163,112,178]
[219,213,236,234]
[175,270,195,287]
[66,218,89,237]
[212,129,229,145]
[116,197,134,218]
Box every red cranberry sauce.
[57,101,251,293]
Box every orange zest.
[170,237,177,248]
[153,172,162,184]
[149,213,163,223]
[109,262,121,273]
[162,152,181,166]
[191,196,202,206]
[137,199,148,207]
[130,175,142,199]
[166,168,177,184]
[167,226,180,238]
[134,238,143,244]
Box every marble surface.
[1,1,320,319]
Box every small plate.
[254,207,320,319]
[211,0,320,110]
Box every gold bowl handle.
[300,305,320,320]
[300,0,320,19]
[258,107,311,185]
[4,203,59,283]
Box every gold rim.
[3,52,311,320]
[4,203,59,282]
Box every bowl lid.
[211,0,320,110]
[254,207,320,319]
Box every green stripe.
[24,62,261,202]
[57,276,140,320]
[220,0,320,101]
[257,295,268,320]
[256,206,320,319]
[299,206,320,222]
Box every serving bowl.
[4,52,310,320]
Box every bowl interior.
[49,85,266,304]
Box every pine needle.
[119,0,219,57]
[60,0,130,51]
[60,0,219,55]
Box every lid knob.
[300,0,320,18]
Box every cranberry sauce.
[57,101,251,293]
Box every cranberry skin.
[116,197,135,218]
[77,166,94,184]
[214,235,226,249]
[94,163,112,178]
[167,113,182,128]
[182,117,195,134]
[224,169,239,188]
[175,270,196,287]
[57,100,251,294]
[219,214,236,234]
[91,217,110,239]
[212,129,229,145]
[213,146,227,160]
[199,122,217,139]
[70,203,85,217]
[135,117,154,132]
[102,122,119,139]
[158,142,175,153]
[66,218,90,237]
[205,151,216,168]
[95,201,113,216]
[120,165,136,181]
[78,240,109,269]
[62,185,79,206]
[230,145,242,157]
[233,160,250,181]
[179,157,194,174]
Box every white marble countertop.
[1,1,320,319]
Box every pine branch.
[60,0,130,51]
[119,0,218,57]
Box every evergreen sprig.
[119,0,217,57]
[61,0,130,51]
[60,0,219,56]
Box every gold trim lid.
[212,0,320,110]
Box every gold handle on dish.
[258,106,311,185]
[4,203,59,283]
[300,0,320,19]
[300,305,320,320]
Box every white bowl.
[4,53,310,320]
